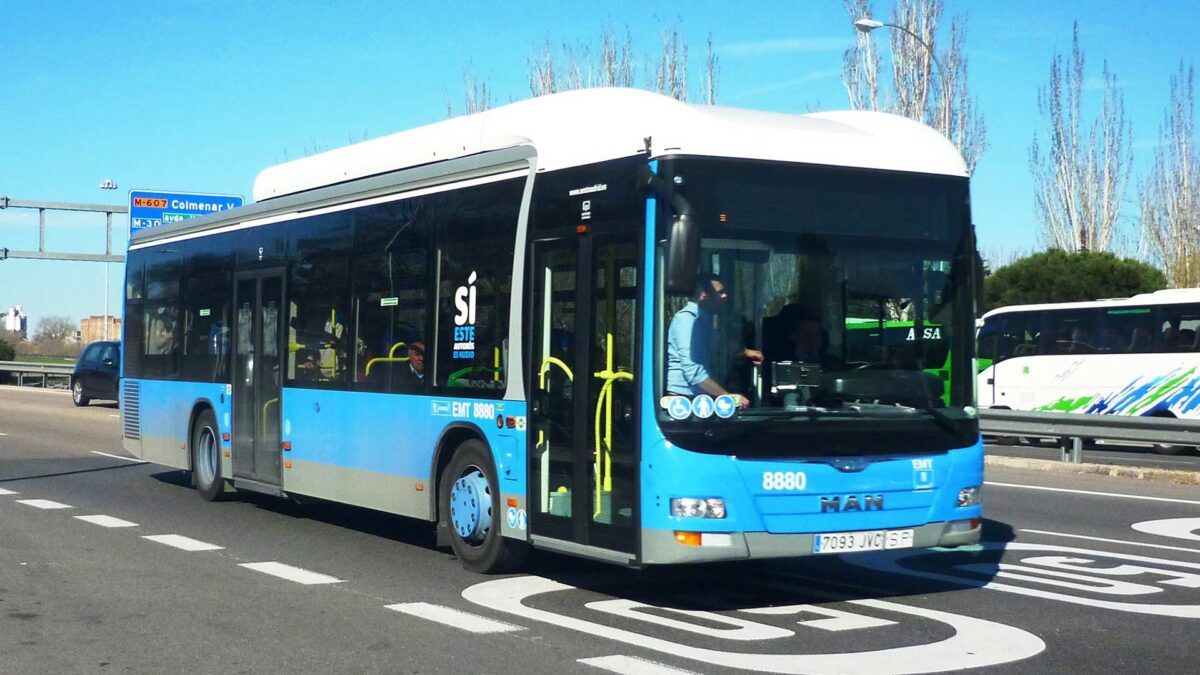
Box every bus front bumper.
[640,519,981,565]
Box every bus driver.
[666,273,762,409]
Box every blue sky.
[1,0,1197,329]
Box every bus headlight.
[671,497,727,519]
[957,486,982,507]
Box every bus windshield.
[656,157,978,456]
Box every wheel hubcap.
[449,469,492,545]
[73,382,82,400]
[196,427,217,486]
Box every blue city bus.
[121,88,982,573]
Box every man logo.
[820,494,884,513]
[454,271,477,326]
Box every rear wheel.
[439,439,527,574]
[191,409,227,501]
[71,379,90,407]
[1150,412,1188,456]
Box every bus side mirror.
[665,213,699,295]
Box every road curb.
[986,454,1200,486]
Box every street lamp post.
[99,179,118,342]
[853,17,950,132]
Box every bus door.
[529,230,640,556]
[232,269,286,486]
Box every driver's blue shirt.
[666,301,711,395]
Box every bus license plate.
[813,528,914,554]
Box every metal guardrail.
[0,360,74,388]
[978,408,1200,463]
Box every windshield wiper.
[844,399,962,435]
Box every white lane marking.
[239,562,343,585]
[986,481,1200,506]
[463,576,1045,673]
[586,599,792,640]
[1021,528,1200,555]
[90,451,146,463]
[1131,517,1200,542]
[143,534,223,551]
[0,432,8,436]
[580,655,699,675]
[17,499,72,510]
[743,604,898,631]
[0,487,18,495]
[847,542,1200,618]
[385,602,522,633]
[76,515,138,528]
[108,414,120,418]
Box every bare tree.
[1142,62,1198,286]
[841,0,987,172]
[1029,23,1131,253]
[34,316,74,344]
[521,25,716,105]
[654,26,688,101]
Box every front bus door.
[232,270,285,486]
[529,230,641,558]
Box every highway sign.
[129,190,243,234]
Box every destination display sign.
[129,189,243,234]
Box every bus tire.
[439,439,527,574]
[191,409,227,502]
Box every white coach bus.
[976,288,1200,454]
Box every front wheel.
[71,379,90,407]
[439,439,527,574]
[191,409,228,501]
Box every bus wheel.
[439,439,527,574]
[191,409,227,501]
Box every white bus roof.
[981,288,1200,319]
[254,87,968,201]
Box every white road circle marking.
[1132,517,1200,542]
[463,575,1044,674]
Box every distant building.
[80,315,121,344]
[3,306,28,340]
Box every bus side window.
[432,178,522,395]
[976,318,999,364]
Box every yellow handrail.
[593,332,632,518]
[364,341,409,377]
[262,397,279,434]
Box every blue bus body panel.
[282,389,526,485]
[126,379,231,468]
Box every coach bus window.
[180,237,233,383]
[352,199,430,392]
[288,252,350,387]
[286,212,352,389]
[1160,304,1200,351]
[653,157,978,456]
[1048,310,1096,354]
[142,249,181,379]
[123,251,145,379]
[433,178,523,395]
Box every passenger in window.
[1127,326,1154,353]
[395,341,426,389]
[1068,325,1094,353]
[296,349,321,382]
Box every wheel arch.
[429,422,493,524]
[187,399,220,472]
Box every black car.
[72,340,120,406]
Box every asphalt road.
[2,385,1199,674]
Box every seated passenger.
[395,341,426,389]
